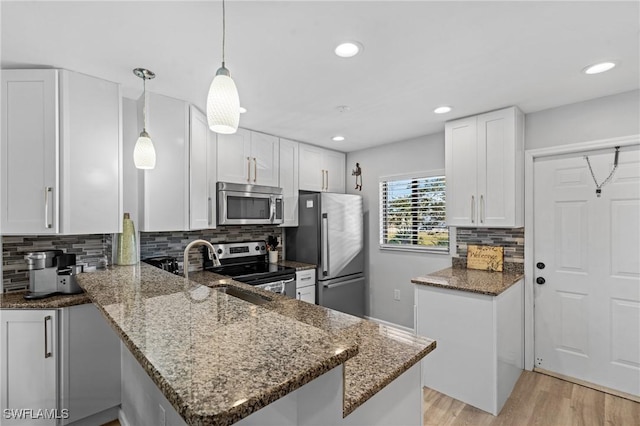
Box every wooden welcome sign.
[467,245,504,272]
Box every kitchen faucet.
[183,239,219,279]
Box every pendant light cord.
[142,77,147,132]
[222,0,226,66]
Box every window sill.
[379,244,450,255]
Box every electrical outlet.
[394,289,400,301]
[158,404,166,426]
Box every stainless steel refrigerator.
[285,192,365,317]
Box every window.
[379,173,448,252]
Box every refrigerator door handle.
[323,276,363,289]
[322,213,329,277]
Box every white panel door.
[323,150,345,193]
[279,138,299,227]
[477,108,515,226]
[534,146,640,396]
[189,105,212,230]
[217,128,251,184]
[0,310,58,425]
[1,69,59,234]
[250,131,279,187]
[60,70,122,234]
[445,117,477,226]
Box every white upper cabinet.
[217,129,279,187]
[139,92,190,232]
[445,106,524,227]
[1,69,122,235]
[299,144,345,193]
[279,138,299,227]
[189,106,216,230]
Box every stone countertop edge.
[0,291,91,309]
[277,260,316,271]
[411,266,524,296]
[77,266,359,426]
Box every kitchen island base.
[120,342,423,426]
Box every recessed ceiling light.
[239,107,247,113]
[434,106,452,114]
[335,42,362,58]
[332,135,345,142]
[583,62,616,75]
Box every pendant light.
[133,68,157,169]
[206,0,240,134]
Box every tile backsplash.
[2,225,284,292]
[455,227,524,263]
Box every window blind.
[379,175,448,250]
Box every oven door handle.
[281,277,295,284]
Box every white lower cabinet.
[296,269,316,304]
[414,279,524,415]
[1,309,58,425]
[0,305,120,425]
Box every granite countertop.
[411,266,524,296]
[189,270,436,418]
[77,264,358,426]
[0,290,91,309]
[277,260,316,271]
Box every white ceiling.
[2,1,639,153]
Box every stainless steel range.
[203,241,296,297]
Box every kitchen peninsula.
[76,264,435,426]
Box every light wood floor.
[102,371,638,426]
[423,371,640,426]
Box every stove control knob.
[255,246,260,251]
[261,245,266,250]
[217,249,223,255]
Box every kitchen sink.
[214,286,272,305]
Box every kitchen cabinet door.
[299,144,345,193]
[279,138,299,227]
[140,92,190,232]
[323,149,346,193]
[216,128,251,184]
[251,132,279,187]
[59,70,122,234]
[297,285,316,304]
[299,144,324,191]
[445,106,523,227]
[189,105,216,230]
[0,309,59,425]
[1,70,59,234]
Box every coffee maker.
[23,250,83,299]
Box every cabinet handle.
[253,157,257,183]
[44,187,53,229]
[321,169,325,190]
[44,315,52,358]
[414,304,418,336]
[208,197,212,227]
[480,195,484,224]
[247,157,251,183]
[300,276,312,281]
[325,170,329,191]
[471,195,475,224]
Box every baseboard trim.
[534,367,640,403]
[364,316,414,333]
[118,408,131,426]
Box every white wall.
[347,89,639,328]
[526,89,640,150]
[346,133,452,328]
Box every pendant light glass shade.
[133,131,156,169]
[133,68,156,170]
[207,66,240,134]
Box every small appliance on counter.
[23,250,83,300]
[142,256,180,275]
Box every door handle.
[480,194,484,224]
[321,169,325,190]
[471,195,475,224]
[208,197,212,227]
[323,277,363,289]
[44,315,52,358]
[536,262,546,270]
[44,187,53,229]
[247,157,251,183]
[253,157,257,183]
[326,170,329,191]
[322,213,329,277]
[536,277,546,285]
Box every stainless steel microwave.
[217,182,283,225]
